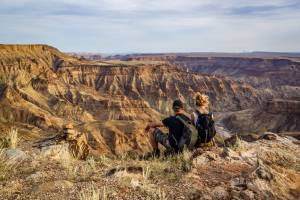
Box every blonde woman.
[191,93,216,147]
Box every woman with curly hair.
[191,93,216,147]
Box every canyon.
[1,45,300,200]
[1,45,300,155]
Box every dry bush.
[8,128,19,149]
[0,137,9,149]
[138,149,193,183]
[164,149,193,172]
[94,155,111,168]
[0,128,19,149]
[142,166,151,180]
[0,149,20,180]
[228,134,244,152]
[87,157,97,171]
[59,157,79,180]
[60,156,100,181]
[157,188,168,200]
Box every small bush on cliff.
[167,149,193,172]
[8,128,19,149]
[0,128,19,149]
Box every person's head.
[195,93,209,108]
[172,99,184,113]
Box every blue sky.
[0,0,299,53]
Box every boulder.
[5,148,30,162]
[40,144,72,160]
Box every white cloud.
[0,0,299,52]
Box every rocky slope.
[0,45,263,155]
[0,133,299,199]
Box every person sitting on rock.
[145,100,192,156]
[191,93,216,148]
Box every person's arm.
[145,122,164,131]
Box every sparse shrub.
[60,156,100,180]
[0,149,20,180]
[142,166,151,180]
[8,127,19,149]
[94,155,110,168]
[120,151,138,161]
[157,188,167,200]
[79,185,100,200]
[228,134,244,151]
[214,133,226,146]
[0,137,9,149]
[60,157,79,180]
[79,185,108,200]
[87,157,97,171]
[166,149,193,172]
[0,128,19,149]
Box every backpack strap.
[175,115,190,127]
[195,109,201,116]
[194,110,202,129]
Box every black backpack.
[195,110,216,144]
[176,116,198,152]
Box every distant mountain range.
[68,51,300,61]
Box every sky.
[0,0,300,53]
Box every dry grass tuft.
[8,128,19,149]
[0,149,20,180]
[0,128,19,149]
[59,157,79,180]
[142,166,151,180]
[164,149,193,172]
[60,156,99,181]
[87,157,97,171]
[157,188,168,200]
[79,185,108,200]
[229,134,244,152]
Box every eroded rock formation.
[0,45,266,154]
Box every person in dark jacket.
[145,100,191,156]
